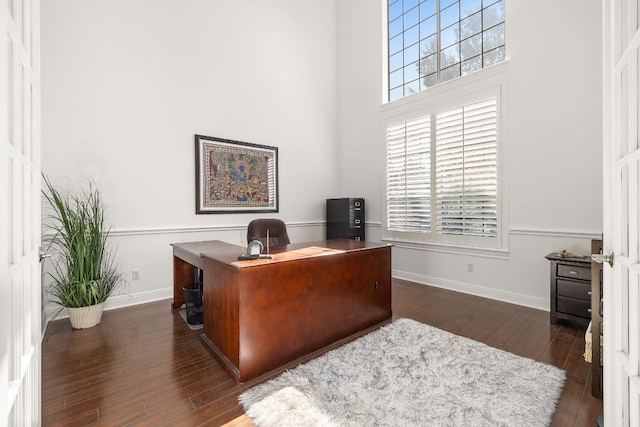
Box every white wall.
[41,0,339,313]
[336,0,603,310]
[41,0,604,315]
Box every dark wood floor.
[42,279,602,426]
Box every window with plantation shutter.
[435,98,497,237]
[386,116,431,232]
[384,93,502,250]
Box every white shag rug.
[239,318,565,427]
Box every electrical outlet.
[132,270,140,280]
[467,263,474,273]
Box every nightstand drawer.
[557,264,591,281]
[557,279,591,300]
[557,296,591,319]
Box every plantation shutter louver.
[386,116,431,232]
[435,98,498,237]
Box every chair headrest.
[247,219,290,246]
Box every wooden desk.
[171,239,392,383]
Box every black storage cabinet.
[326,198,365,241]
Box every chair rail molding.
[109,221,325,237]
[509,227,602,240]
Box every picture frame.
[195,134,279,214]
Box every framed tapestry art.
[195,135,279,214]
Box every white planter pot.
[67,302,105,329]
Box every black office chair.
[247,219,290,247]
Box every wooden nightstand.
[546,252,592,325]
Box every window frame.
[381,62,509,255]
[385,0,506,103]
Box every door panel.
[1,0,41,424]
[603,1,640,425]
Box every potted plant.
[42,176,123,329]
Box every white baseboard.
[393,270,549,312]
[43,273,549,325]
[103,288,173,310]
[44,288,173,322]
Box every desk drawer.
[557,279,591,301]
[557,264,591,281]
[557,296,591,319]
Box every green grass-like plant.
[42,176,122,308]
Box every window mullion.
[429,111,437,239]
[461,105,466,234]
[403,124,408,229]
[480,0,485,67]
[436,0,441,85]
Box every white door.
[0,0,42,425]
[602,1,640,425]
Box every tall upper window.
[388,0,505,102]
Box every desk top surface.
[171,239,390,268]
